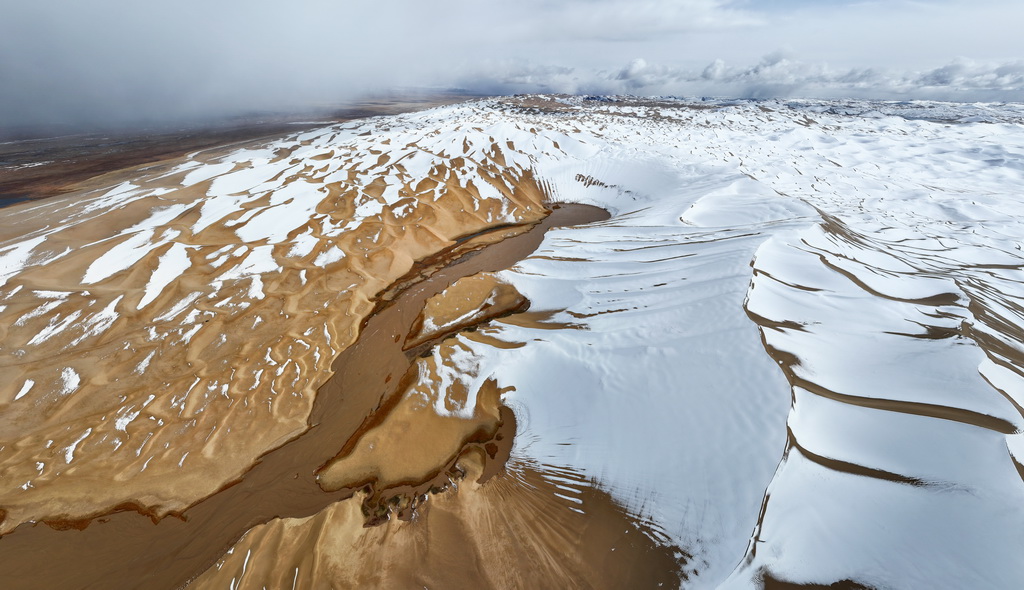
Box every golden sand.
[0,204,611,590]
[189,241,688,590]
[0,125,548,535]
[0,96,670,589]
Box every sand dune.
[2,94,1024,589]
[0,110,550,534]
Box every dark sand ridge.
[738,213,1024,589]
[0,204,681,590]
[402,271,530,350]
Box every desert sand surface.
[2,94,1024,589]
[0,93,473,208]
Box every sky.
[1,0,1022,131]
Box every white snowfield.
[452,96,1024,588]
[2,94,1024,588]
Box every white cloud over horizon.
[0,0,1021,130]
[456,55,1024,103]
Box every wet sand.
[0,204,615,589]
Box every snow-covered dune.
[194,96,1024,589]
[3,95,1024,589]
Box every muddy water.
[0,204,609,590]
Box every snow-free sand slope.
[4,95,1024,589]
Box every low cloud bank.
[2,0,1022,134]
[456,55,1024,103]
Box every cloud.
[515,0,762,42]
[0,0,1021,132]
[456,55,1024,102]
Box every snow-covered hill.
[3,94,1024,588]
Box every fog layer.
[1,0,1021,131]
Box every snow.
[13,380,34,402]
[138,243,192,309]
[0,235,46,288]
[208,158,295,196]
[287,231,319,258]
[153,292,202,323]
[182,162,235,186]
[57,367,80,397]
[312,246,345,267]
[82,229,157,284]
[233,185,319,244]
[27,309,83,346]
[216,246,280,299]
[66,296,123,347]
[63,428,92,463]
[395,95,1024,588]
